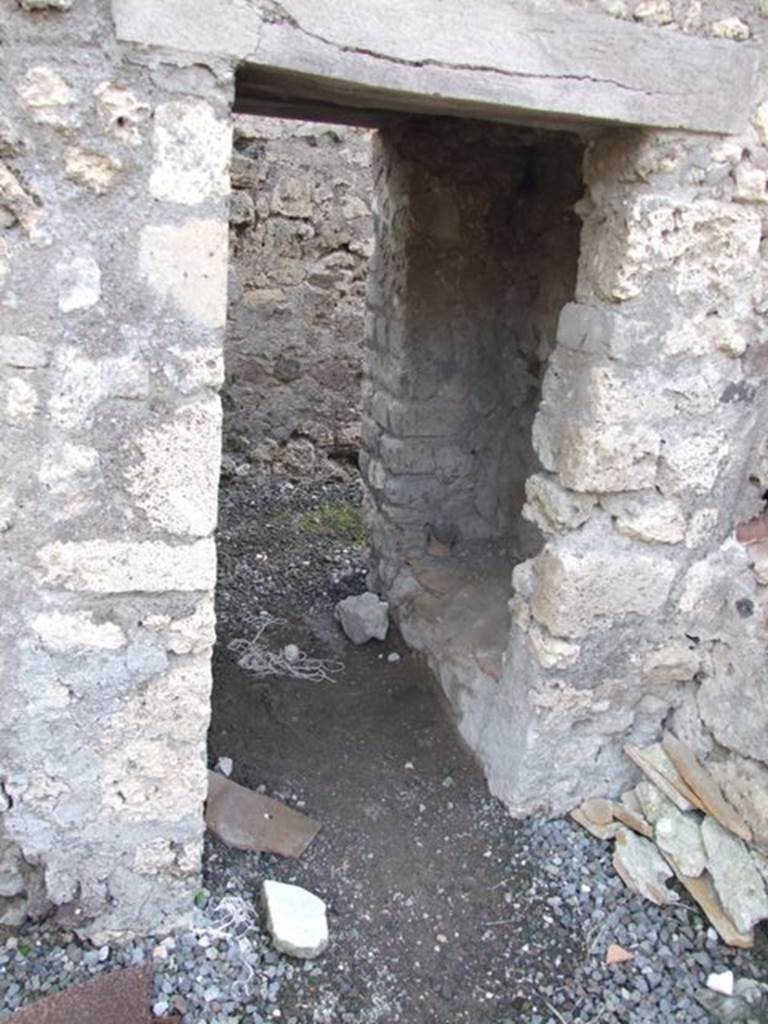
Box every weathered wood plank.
[113,0,756,134]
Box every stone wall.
[2,0,767,940]
[363,119,583,584]
[225,116,372,478]
[377,1,768,831]
[0,0,232,935]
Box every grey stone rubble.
[334,592,389,645]
[261,880,329,960]
[571,735,768,949]
[3,817,768,1024]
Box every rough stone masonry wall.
[363,119,584,583]
[0,0,233,935]
[390,0,768,824]
[225,117,372,479]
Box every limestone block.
[19,0,73,8]
[139,220,228,329]
[0,335,48,367]
[17,66,74,126]
[709,17,750,40]
[522,473,596,534]
[162,598,216,655]
[527,621,581,669]
[555,302,655,361]
[150,101,231,205]
[271,176,313,219]
[101,657,212,821]
[124,396,222,537]
[697,645,768,764]
[581,196,761,309]
[686,508,719,549]
[56,251,101,312]
[633,0,673,25]
[663,315,747,358]
[161,344,224,394]
[133,838,176,874]
[94,82,150,146]
[734,164,768,205]
[642,641,700,683]
[529,521,677,638]
[36,538,216,593]
[552,422,660,493]
[601,492,685,544]
[0,163,40,234]
[49,349,148,429]
[33,610,126,651]
[657,429,728,496]
[64,147,121,194]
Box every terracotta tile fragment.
[735,516,768,545]
[606,943,634,965]
[6,964,153,1024]
[205,770,320,858]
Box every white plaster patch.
[56,252,101,312]
[101,657,212,821]
[94,82,150,146]
[149,101,231,205]
[4,376,37,422]
[33,610,126,651]
[139,220,228,328]
[124,396,222,537]
[65,147,121,194]
[36,538,217,593]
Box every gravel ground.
[1,467,767,1023]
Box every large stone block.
[150,100,231,205]
[36,539,216,593]
[124,396,222,537]
[580,196,761,311]
[100,657,212,821]
[528,520,677,638]
[139,219,228,329]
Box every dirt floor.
[208,471,587,1022]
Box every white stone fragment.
[4,377,37,422]
[56,252,101,312]
[0,334,48,367]
[262,880,328,959]
[17,66,74,126]
[65,147,121,194]
[150,101,231,205]
[335,592,389,644]
[701,817,768,934]
[215,757,233,778]
[706,970,734,997]
[94,81,150,146]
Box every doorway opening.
[207,97,585,1020]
